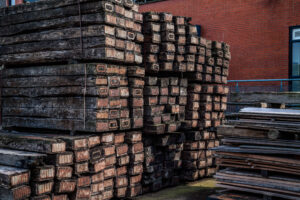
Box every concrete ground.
[135,178,217,200]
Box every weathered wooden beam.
[0,165,29,189]
[2,86,115,97]
[0,12,115,36]
[0,47,125,66]
[2,117,121,132]
[0,185,31,200]
[0,36,115,55]
[0,25,115,46]
[0,131,65,154]
[0,148,46,168]
[3,107,99,120]
[2,63,119,78]
[0,1,114,27]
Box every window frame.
[289,25,300,91]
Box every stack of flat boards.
[212,107,300,200]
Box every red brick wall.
[140,0,300,81]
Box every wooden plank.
[216,170,300,194]
[3,107,100,120]
[2,117,112,132]
[217,181,300,198]
[0,0,104,17]
[0,12,114,36]
[0,25,115,46]
[2,63,120,78]
[0,185,31,200]
[0,47,125,66]
[0,1,114,27]
[0,131,66,154]
[0,165,29,188]
[222,137,300,148]
[214,185,295,200]
[214,145,300,155]
[31,165,55,182]
[2,86,113,97]
[216,152,300,166]
[0,148,46,168]
[217,125,268,138]
[2,97,100,109]
[0,36,115,55]
[229,119,300,133]
[217,161,300,175]
[3,75,109,88]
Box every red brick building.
[140,0,300,91]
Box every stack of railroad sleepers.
[173,16,187,72]
[184,23,199,73]
[142,132,184,192]
[181,39,230,181]
[142,12,160,73]
[212,107,300,200]
[212,41,230,85]
[1,0,144,133]
[181,130,220,181]
[126,131,144,198]
[184,37,230,84]
[0,0,143,65]
[143,76,187,135]
[181,83,228,181]
[159,12,175,72]
[2,63,137,133]
[0,131,68,200]
[141,12,188,193]
[128,65,145,130]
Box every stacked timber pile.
[180,33,230,181]
[125,131,144,197]
[0,0,232,198]
[2,64,137,132]
[0,0,144,65]
[143,76,187,134]
[141,12,186,193]
[1,0,146,199]
[212,107,300,200]
[174,16,188,72]
[142,132,184,192]
[0,131,66,199]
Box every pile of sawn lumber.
[0,1,231,199]
[212,107,300,200]
[0,130,145,199]
[140,11,230,192]
[0,0,144,65]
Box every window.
[290,26,300,91]
[9,0,15,6]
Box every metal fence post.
[280,81,283,92]
[236,82,239,93]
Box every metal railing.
[226,78,300,113]
[228,78,300,93]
